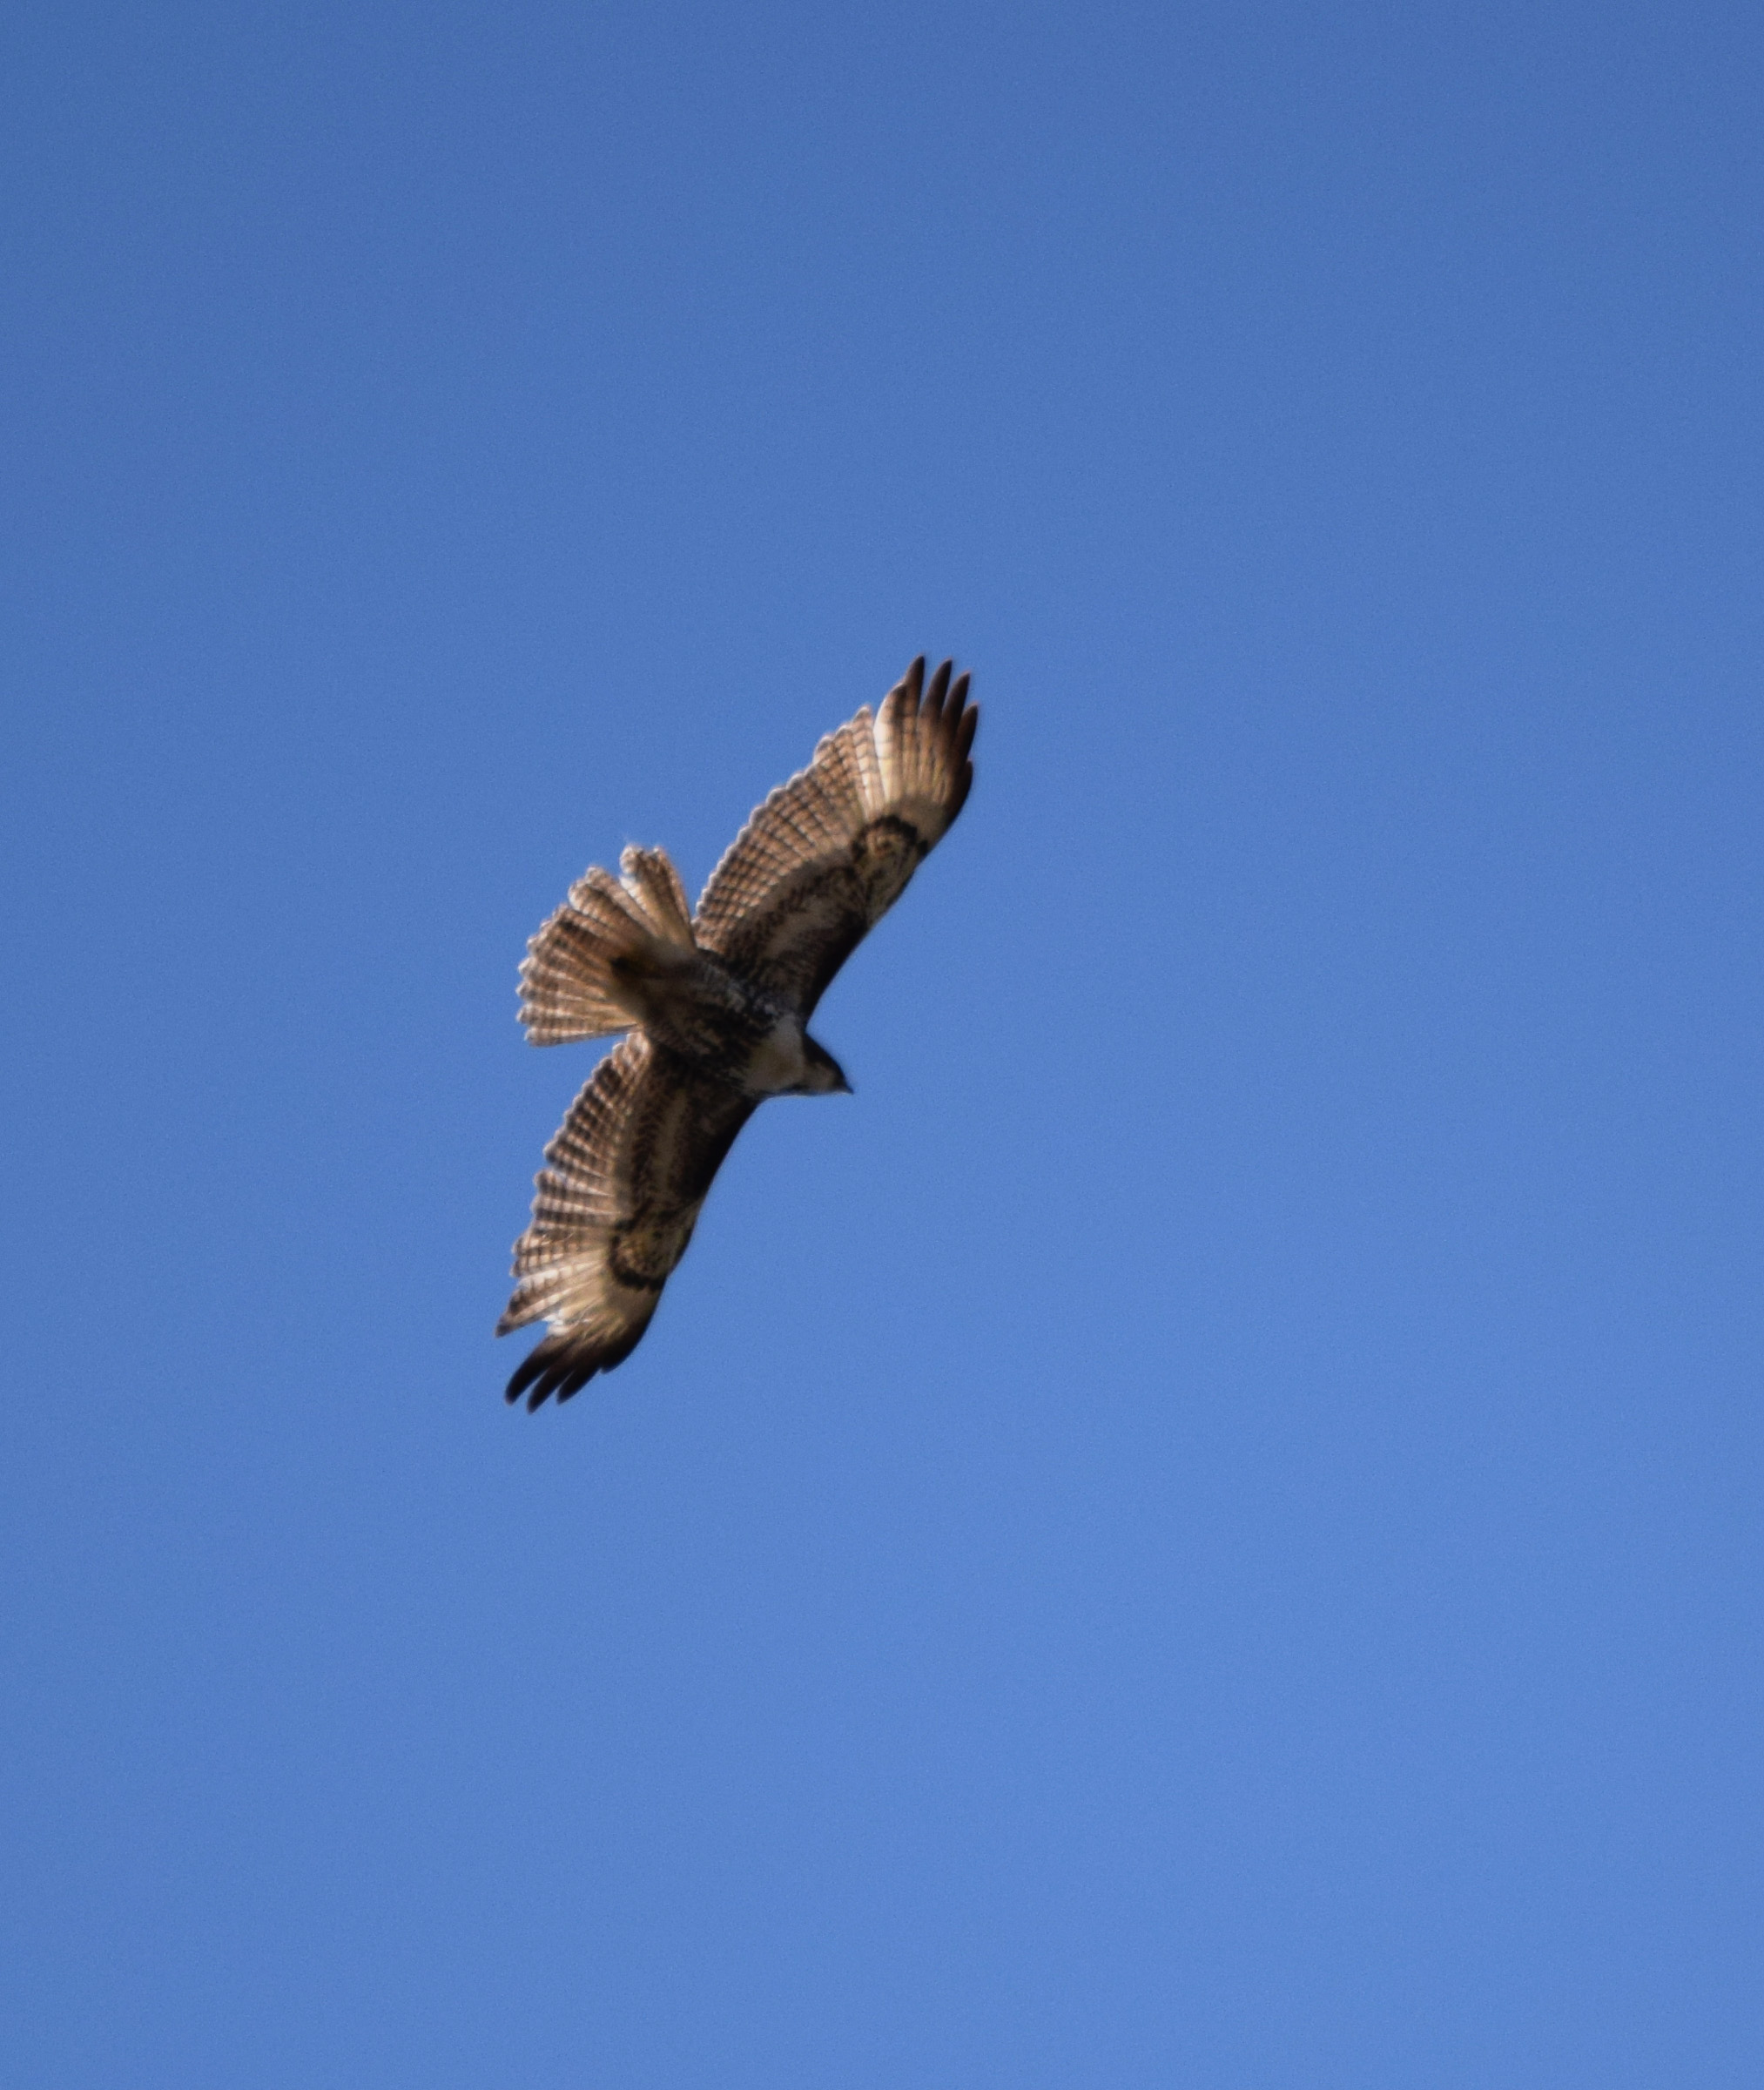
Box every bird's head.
[798,1036,852,1096]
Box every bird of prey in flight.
[498,656,979,1409]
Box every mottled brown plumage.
[499,657,978,1408]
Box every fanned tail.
[616,845,695,945]
[519,844,698,1045]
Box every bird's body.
[597,942,844,1096]
[498,656,977,1408]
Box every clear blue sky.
[3,2,1761,2082]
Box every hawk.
[498,656,979,1409]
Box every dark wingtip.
[505,1338,596,1411]
[954,701,979,762]
[554,1363,597,1405]
[504,1325,640,1410]
[504,1346,548,1405]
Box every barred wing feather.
[498,1032,757,1408]
[693,657,977,1016]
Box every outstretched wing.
[497,1033,757,1409]
[694,657,978,1016]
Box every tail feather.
[618,845,695,947]
[519,845,698,1046]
